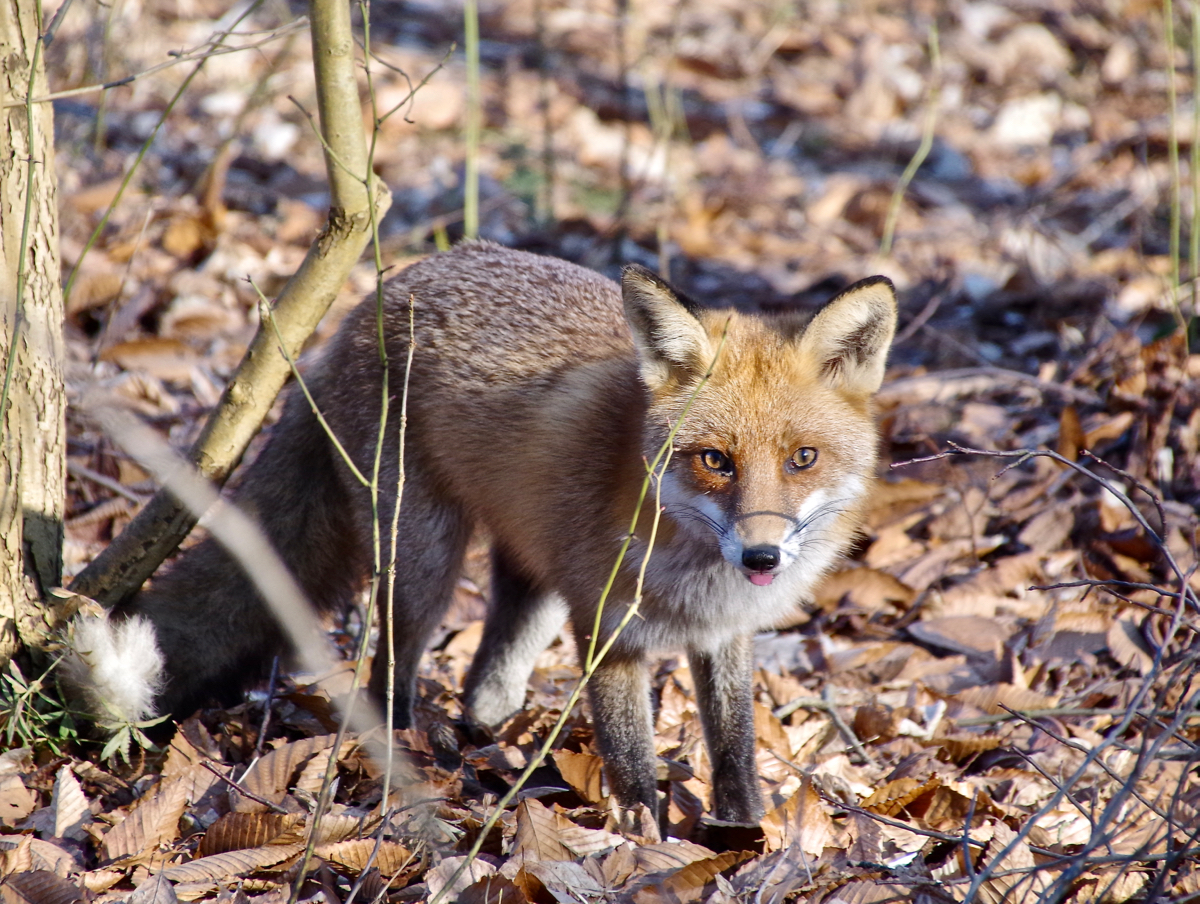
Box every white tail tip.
[64,614,164,725]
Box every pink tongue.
[749,573,775,586]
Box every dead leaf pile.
[14,0,1200,900]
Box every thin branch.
[2,19,307,108]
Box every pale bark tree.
[0,0,66,664]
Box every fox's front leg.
[690,635,764,824]
[587,654,660,830]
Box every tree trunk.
[0,0,66,664]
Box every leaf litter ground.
[8,0,1200,901]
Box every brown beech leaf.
[630,850,753,904]
[0,836,79,880]
[101,773,192,862]
[459,875,530,904]
[0,871,87,904]
[128,874,179,904]
[813,567,916,612]
[314,839,417,882]
[512,798,573,862]
[861,776,941,818]
[99,337,199,384]
[931,733,1005,763]
[425,855,498,901]
[551,749,605,804]
[50,766,91,842]
[977,821,1049,903]
[761,780,833,855]
[510,861,606,901]
[197,812,304,857]
[922,785,999,832]
[955,683,1059,715]
[508,797,624,859]
[235,734,339,811]
[1058,405,1083,460]
[294,744,344,798]
[314,811,382,845]
[159,843,305,883]
[0,774,36,828]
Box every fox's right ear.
[798,276,897,396]
[622,265,714,391]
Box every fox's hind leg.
[462,547,566,726]
[367,469,470,728]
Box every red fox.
[72,241,896,827]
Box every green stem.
[463,0,480,239]
[1165,0,1183,300]
[880,21,939,258]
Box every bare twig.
[201,759,291,814]
[3,19,307,108]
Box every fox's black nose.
[742,546,780,572]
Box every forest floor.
[4,0,1200,901]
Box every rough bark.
[0,0,66,662]
[70,0,390,605]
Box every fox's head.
[621,265,897,587]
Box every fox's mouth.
[746,572,775,586]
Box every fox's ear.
[622,265,714,390]
[798,276,897,395]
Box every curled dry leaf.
[1106,616,1155,674]
[1,836,80,880]
[629,850,753,904]
[551,749,605,804]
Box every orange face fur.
[624,269,895,588]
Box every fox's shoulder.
[386,241,621,316]
[359,242,631,378]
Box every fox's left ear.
[798,276,897,395]
[622,264,714,391]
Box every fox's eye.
[788,447,818,471]
[701,449,732,474]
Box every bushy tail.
[69,388,369,724]
[63,613,164,726]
